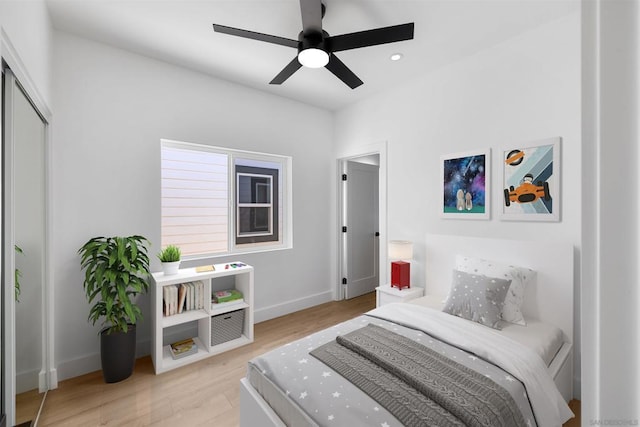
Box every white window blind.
[161,144,229,256]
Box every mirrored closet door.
[2,65,49,427]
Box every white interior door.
[344,160,379,299]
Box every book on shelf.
[163,285,178,316]
[198,281,205,308]
[162,287,167,316]
[169,338,198,359]
[171,285,178,315]
[163,281,207,316]
[194,281,200,309]
[178,284,187,314]
[187,282,194,311]
[211,298,245,310]
[212,289,243,304]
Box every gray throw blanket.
[310,324,527,427]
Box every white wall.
[0,0,52,107]
[52,32,334,380]
[334,11,582,394]
[582,0,640,422]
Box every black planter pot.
[100,324,136,383]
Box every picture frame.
[500,137,561,222]
[440,148,490,220]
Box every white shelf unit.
[150,263,254,374]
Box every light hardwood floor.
[20,292,580,426]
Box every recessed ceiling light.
[390,53,404,61]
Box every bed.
[240,234,575,426]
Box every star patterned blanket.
[369,303,573,426]
[247,304,556,427]
[310,323,527,427]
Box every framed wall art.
[440,149,490,219]
[500,137,561,221]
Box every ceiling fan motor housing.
[298,30,329,54]
[297,30,330,68]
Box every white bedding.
[408,295,565,366]
[369,303,574,427]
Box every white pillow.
[455,255,536,326]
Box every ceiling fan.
[212,0,414,89]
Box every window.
[236,165,278,244]
[161,139,291,258]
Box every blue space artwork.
[443,154,486,214]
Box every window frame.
[235,165,279,244]
[161,138,292,259]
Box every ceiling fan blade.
[299,0,323,34]
[328,23,414,52]
[325,54,363,89]
[213,24,298,48]
[270,57,303,85]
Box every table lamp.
[388,240,413,289]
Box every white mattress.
[407,295,565,366]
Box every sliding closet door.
[2,66,48,427]
[13,69,46,396]
[2,67,18,427]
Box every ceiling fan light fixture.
[213,1,414,89]
[298,48,329,68]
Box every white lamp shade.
[298,48,329,68]
[388,240,413,260]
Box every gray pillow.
[443,269,512,329]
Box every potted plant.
[78,235,150,383]
[15,245,24,302]
[158,244,181,275]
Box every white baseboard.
[48,368,58,390]
[14,367,57,393]
[254,290,333,323]
[56,339,153,382]
[55,353,101,382]
[16,368,39,394]
[55,292,332,381]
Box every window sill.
[182,243,293,263]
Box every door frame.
[335,141,388,300]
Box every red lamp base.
[391,261,410,289]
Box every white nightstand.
[375,284,424,307]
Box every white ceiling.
[45,0,578,111]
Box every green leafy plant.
[78,236,150,334]
[157,244,181,263]
[15,245,23,302]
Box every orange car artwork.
[503,173,550,207]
